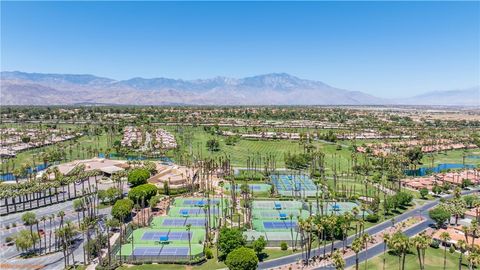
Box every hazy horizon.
[1,1,479,99]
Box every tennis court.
[130,228,205,244]
[151,217,206,228]
[252,219,298,232]
[252,200,303,209]
[223,183,271,193]
[311,201,360,216]
[168,206,221,217]
[133,246,189,256]
[173,197,225,207]
[252,209,309,220]
[270,174,319,196]
[141,231,191,241]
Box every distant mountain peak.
[5,71,474,106]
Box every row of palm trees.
[0,166,101,214]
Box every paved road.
[259,188,479,270]
[0,198,112,270]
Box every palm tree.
[382,233,390,270]
[362,233,372,270]
[289,213,295,250]
[412,233,430,270]
[21,212,37,253]
[332,249,345,270]
[352,237,363,270]
[466,248,480,270]
[186,224,192,261]
[40,216,47,254]
[457,239,467,270]
[440,231,451,270]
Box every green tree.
[206,139,220,152]
[14,229,39,253]
[429,207,451,228]
[111,198,134,220]
[218,227,246,258]
[419,188,429,199]
[225,247,258,270]
[252,236,267,257]
[127,168,150,187]
[332,249,346,270]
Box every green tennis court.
[129,228,206,245]
[252,200,303,209]
[311,201,360,216]
[252,209,310,220]
[223,183,271,193]
[172,197,227,207]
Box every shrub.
[12,223,16,227]
[218,227,246,256]
[5,236,13,243]
[111,198,134,220]
[225,247,258,270]
[205,247,213,259]
[280,242,288,250]
[128,183,158,203]
[430,239,440,249]
[127,168,150,187]
[419,188,429,199]
[365,214,379,223]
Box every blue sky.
[1,1,479,98]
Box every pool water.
[405,163,476,176]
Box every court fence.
[116,253,205,264]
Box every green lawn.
[350,246,464,270]
[421,149,480,167]
[2,130,120,173]
[163,125,356,168]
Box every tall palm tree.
[332,249,345,270]
[412,233,429,270]
[352,237,363,270]
[382,233,390,270]
[186,224,192,261]
[440,231,451,270]
[466,248,480,270]
[457,239,467,270]
[362,233,372,270]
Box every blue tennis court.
[270,174,318,196]
[263,221,297,229]
[141,231,191,241]
[162,219,205,227]
[133,247,189,256]
[179,208,219,215]
[183,199,220,205]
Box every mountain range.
[1,71,478,106]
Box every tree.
[332,249,345,270]
[206,139,220,152]
[388,231,411,270]
[111,198,134,220]
[14,229,39,253]
[186,224,192,261]
[382,233,390,270]
[412,233,430,270]
[440,232,451,270]
[127,168,150,187]
[225,247,258,270]
[252,236,267,257]
[419,188,429,199]
[429,207,451,228]
[128,184,158,203]
[457,239,467,270]
[352,237,363,270]
[218,227,246,258]
[21,212,37,253]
